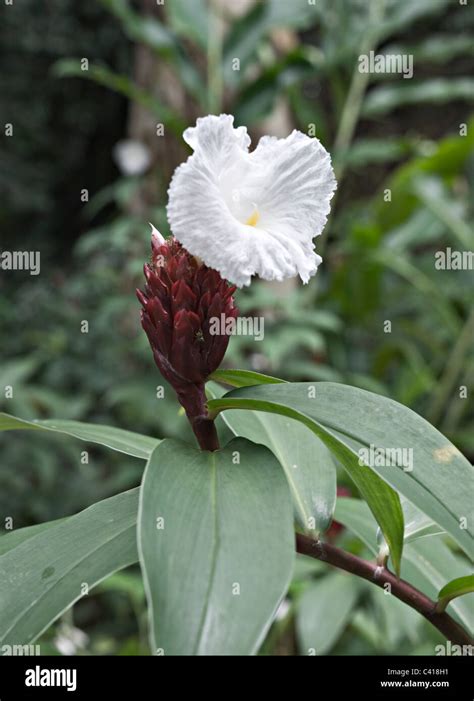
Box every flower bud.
[137,233,238,449]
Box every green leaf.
[342,138,409,167]
[369,249,459,337]
[0,357,39,389]
[413,176,473,249]
[165,0,209,48]
[138,438,295,655]
[97,571,145,603]
[369,585,423,650]
[403,540,473,632]
[296,572,360,655]
[0,411,158,459]
[223,0,318,87]
[363,79,474,117]
[382,36,474,65]
[377,496,444,561]
[100,0,206,101]
[334,498,378,554]
[209,382,473,561]
[222,1,267,87]
[266,0,319,29]
[234,48,317,124]
[0,519,65,557]
[207,383,336,535]
[208,383,405,575]
[209,368,285,388]
[336,497,443,556]
[101,0,176,52]
[437,576,474,612]
[378,0,452,43]
[0,489,139,645]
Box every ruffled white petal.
[167,114,336,287]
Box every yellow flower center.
[245,207,260,227]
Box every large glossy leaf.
[0,489,139,645]
[207,383,336,535]
[334,498,473,632]
[0,411,158,459]
[208,383,405,575]
[209,382,473,560]
[138,438,295,655]
[296,572,360,655]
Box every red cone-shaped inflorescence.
[137,235,238,450]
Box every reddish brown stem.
[175,383,220,451]
[296,533,473,647]
[191,416,220,451]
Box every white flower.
[113,139,151,176]
[54,624,88,656]
[167,114,336,287]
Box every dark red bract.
[137,236,238,448]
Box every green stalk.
[207,0,224,113]
[318,0,385,259]
[427,307,474,425]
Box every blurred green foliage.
[1,0,473,655]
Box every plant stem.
[317,0,385,261]
[443,364,473,433]
[191,416,220,452]
[427,306,474,425]
[333,0,385,172]
[176,383,220,451]
[207,0,224,113]
[296,533,473,647]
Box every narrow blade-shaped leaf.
[437,576,474,611]
[0,412,158,459]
